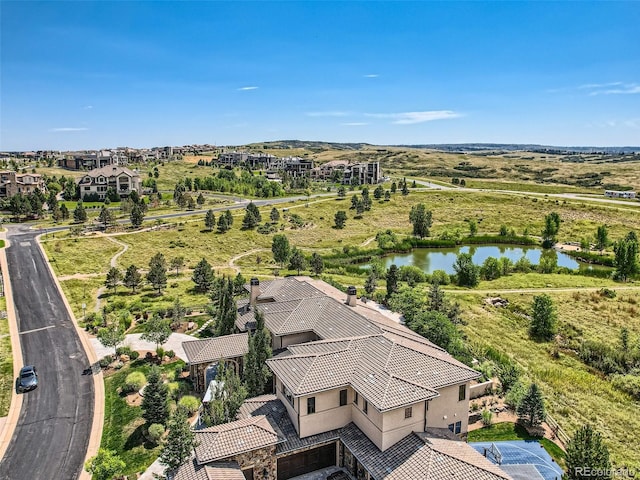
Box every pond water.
[372,245,583,274]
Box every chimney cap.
[250,278,260,286]
[347,286,357,295]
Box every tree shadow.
[124,423,155,450]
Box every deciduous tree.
[310,253,324,276]
[529,294,557,341]
[288,247,306,275]
[84,449,125,480]
[272,234,291,268]
[105,267,122,293]
[409,203,432,238]
[141,313,172,350]
[453,253,479,287]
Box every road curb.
[0,237,25,462]
[35,234,104,480]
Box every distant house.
[343,161,382,185]
[605,190,636,199]
[175,277,512,480]
[0,171,47,198]
[76,165,141,201]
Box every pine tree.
[427,281,446,312]
[192,257,215,292]
[217,213,230,233]
[270,207,280,223]
[334,210,347,229]
[244,310,273,397]
[60,203,69,220]
[224,209,233,226]
[169,256,185,276]
[204,209,215,231]
[142,366,169,425]
[401,178,409,195]
[310,253,324,276]
[147,253,167,294]
[565,424,611,480]
[73,202,87,223]
[529,294,557,341]
[105,267,122,293]
[123,264,142,293]
[196,192,205,206]
[242,209,258,229]
[386,264,399,299]
[159,407,196,476]
[215,278,237,336]
[288,248,307,275]
[517,383,545,427]
[130,203,145,227]
[98,206,114,228]
[364,271,377,297]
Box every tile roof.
[194,415,283,464]
[341,423,512,480]
[252,278,326,302]
[267,334,478,412]
[183,333,249,365]
[173,459,245,480]
[82,164,139,178]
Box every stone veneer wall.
[231,446,277,480]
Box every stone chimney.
[346,286,357,307]
[250,278,260,306]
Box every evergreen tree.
[334,210,347,229]
[123,264,142,293]
[386,264,399,299]
[270,207,280,223]
[192,257,215,292]
[529,294,557,341]
[288,247,307,275]
[401,178,409,195]
[516,383,545,427]
[427,281,446,312]
[147,253,167,294]
[217,213,230,233]
[409,203,432,238]
[169,256,185,276]
[204,209,216,231]
[384,190,391,202]
[159,407,196,476]
[142,366,170,425]
[130,203,145,227]
[453,253,479,287]
[364,271,377,296]
[141,313,172,350]
[202,364,247,426]
[224,209,234,226]
[350,194,359,210]
[98,206,114,228]
[215,278,237,337]
[196,192,205,206]
[272,234,291,268]
[390,181,397,194]
[244,310,273,397]
[60,203,70,220]
[565,424,611,480]
[242,209,259,229]
[105,267,122,293]
[73,202,87,223]
[310,253,324,276]
[374,185,384,200]
[337,186,346,198]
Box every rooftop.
[183,333,249,365]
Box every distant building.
[0,171,47,198]
[76,165,141,201]
[58,150,125,170]
[343,161,382,185]
[605,190,636,199]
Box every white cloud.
[364,74,379,78]
[50,127,89,132]
[306,111,350,117]
[579,82,640,96]
[366,110,462,124]
[578,82,623,90]
[341,122,369,126]
[238,86,258,91]
[84,105,93,110]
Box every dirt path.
[360,236,377,247]
[228,248,270,273]
[105,236,129,268]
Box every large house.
[177,277,512,480]
[0,171,47,198]
[76,165,142,201]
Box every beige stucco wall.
[426,382,470,434]
[351,395,384,450]
[298,388,353,437]
[275,377,299,434]
[380,401,426,451]
[274,331,318,349]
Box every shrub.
[505,381,527,409]
[178,395,201,416]
[610,374,640,399]
[147,423,165,444]
[598,288,617,299]
[430,269,450,285]
[167,381,180,400]
[115,346,140,360]
[156,347,165,359]
[166,349,176,358]
[99,355,113,368]
[124,372,147,393]
[481,409,493,426]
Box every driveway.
[0,229,94,480]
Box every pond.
[371,245,583,274]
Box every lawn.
[101,358,187,478]
[467,422,566,468]
[0,297,12,417]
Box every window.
[404,407,412,419]
[363,400,368,414]
[307,397,316,414]
[448,423,455,432]
[339,389,347,407]
[455,421,462,434]
[354,392,359,405]
[459,384,466,401]
[283,385,294,406]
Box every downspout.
[424,400,428,432]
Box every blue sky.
[1,1,639,150]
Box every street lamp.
[82,303,86,323]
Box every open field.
[460,291,640,468]
[0,297,12,417]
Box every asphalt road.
[0,228,94,480]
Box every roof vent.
[346,286,357,307]
[250,278,260,305]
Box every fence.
[545,413,571,447]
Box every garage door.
[277,443,336,480]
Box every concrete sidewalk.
[90,332,194,361]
